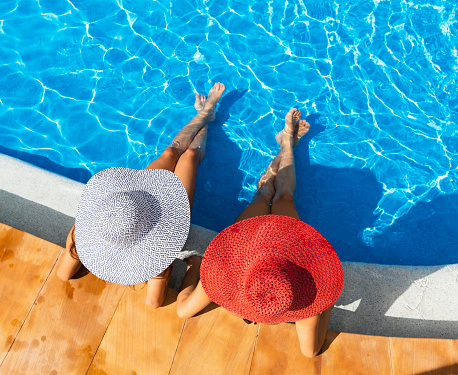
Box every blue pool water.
[1,0,457,266]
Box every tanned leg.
[232,154,280,223]
[173,83,225,210]
[147,83,225,308]
[271,108,309,220]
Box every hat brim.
[200,215,344,324]
[75,167,190,285]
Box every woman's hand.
[183,255,202,267]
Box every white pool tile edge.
[1,154,457,338]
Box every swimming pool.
[0,0,457,266]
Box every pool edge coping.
[1,153,457,338]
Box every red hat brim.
[200,215,344,324]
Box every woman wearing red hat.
[176,108,344,358]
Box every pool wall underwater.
[0,154,457,339]
[2,134,458,267]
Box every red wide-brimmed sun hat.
[200,215,344,324]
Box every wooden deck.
[0,222,457,375]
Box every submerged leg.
[271,108,305,220]
[146,83,225,308]
[173,125,207,211]
[232,153,280,223]
[234,108,310,223]
[145,82,224,171]
[169,82,225,156]
[173,91,214,210]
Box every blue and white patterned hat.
[75,167,191,285]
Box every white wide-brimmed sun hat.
[75,167,191,285]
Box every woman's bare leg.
[173,89,219,209]
[144,83,224,171]
[232,154,280,223]
[146,84,225,308]
[173,126,207,211]
[169,83,225,156]
[145,147,179,171]
[271,108,308,220]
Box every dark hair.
[130,282,147,290]
[69,225,79,261]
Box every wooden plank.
[169,306,258,375]
[87,287,185,375]
[0,253,126,374]
[0,224,62,364]
[0,223,14,258]
[321,331,392,375]
[391,337,458,375]
[250,323,321,375]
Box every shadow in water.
[0,145,92,183]
[292,113,458,266]
[296,159,458,266]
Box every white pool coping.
[1,154,457,339]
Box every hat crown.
[244,256,296,318]
[93,191,160,247]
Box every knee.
[162,146,180,162]
[180,147,201,165]
[272,191,294,204]
[145,297,163,309]
[252,191,273,206]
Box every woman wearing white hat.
[56,82,225,309]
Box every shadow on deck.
[0,223,457,374]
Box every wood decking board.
[0,222,13,258]
[87,286,185,375]
[0,223,457,375]
[320,331,393,375]
[0,224,62,364]
[169,306,258,375]
[390,337,458,375]
[0,247,126,374]
[249,323,321,375]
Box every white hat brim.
[75,167,190,285]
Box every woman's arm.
[56,225,83,281]
[295,305,333,358]
[176,256,212,319]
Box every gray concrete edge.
[1,154,457,339]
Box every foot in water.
[170,82,225,154]
[196,82,225,122]
[275,108,310,148]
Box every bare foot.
[201,82,225,117]
[285,108,301,137]
[194,94,206,112]
[275,108,310,148]
[294,120,310,146]
[194,93,215,121]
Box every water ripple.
[0,0,457,249]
